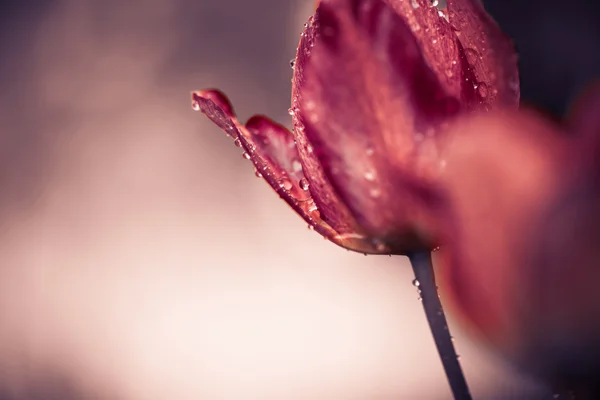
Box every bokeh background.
[0,0,598,399]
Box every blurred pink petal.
[435,105,600,387]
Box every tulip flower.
[192,0,519,255]
[193,0,521,398]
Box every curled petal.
[192,90,382,253]
[446,0,520,106]
[292,0,456,250]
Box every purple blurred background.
[0,0,598,399]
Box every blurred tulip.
[192,0,518,254]
[435,85,600,394]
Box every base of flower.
[408,251,472,400]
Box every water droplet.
[308,201,318,212]
[255,170,262,178]
[289,59,296,69]
[191,100,200,111]
[279,179,293,190]
[369,188,381,198]
[364,171,376,181]
[464,48,480,65]
[417,296,423,302]
[233,138,242,147]
[432,39,438,45]
[307,224,315,231]
[292,160,302,172]
[373,239,387,252]
[477,82,489,98]
[433,246,440,252]
[431,0,439,6]
[445,68,454,78]
[307,145,314,154]
[411,0,419,9]
[288,107,296,116]
[242,152,251,160]
[299,178,310,190]
[412,279,421,287]
[438,10,449,22]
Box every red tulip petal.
[192,90,382,253]
[446,0,520,106]
[292,0,459,249]
[383,0,482,106]
[434,110,575,356]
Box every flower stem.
[408,251,472,400]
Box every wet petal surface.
[192,90,382,253]
[292,0,458,249]
[446,0,520,106]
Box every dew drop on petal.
[411,0,419,9]
[191,100,200,111]
[242,152,251,160]
[292,160,302,173]
[288,107,296,116]
[299,178,310,190]
[477,82,489,98]
[372,239,388,252]
[364,171,376,181]
[289,59,296,69]
[233,138,242,147]
[412,279,421,287]
[255,170,262,178]
[307,224,315,231]
[279,178,293,190]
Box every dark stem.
[408,251,472,400]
